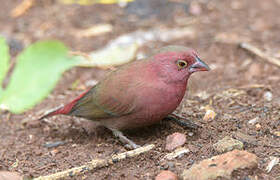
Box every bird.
[40,45,210,149]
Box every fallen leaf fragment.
[181,150,258,180]
[76,26,195,68]
[77,43,138,68]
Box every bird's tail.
[38,105,67,120]
[39,89,91,120]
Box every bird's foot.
[109,128,141,149]
[166,113,201,129]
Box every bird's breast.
[133,81,187,125]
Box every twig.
[162,147,190,160]
[34,144,155,180]
[240,42,280,67]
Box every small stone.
[263,91,273,101]
[155,170,178,180]
[181,150,258,180]
[233,132,258,145]
[50,149,60,156]
[247,117,259,125]
[203,109,216,121]
[213,136,243,153]
[165,133,186,151]
[188,132,194,137]
[255,124,262,131]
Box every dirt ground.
[0,0,280,179]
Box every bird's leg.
[166,113,201,129]
[109,128,140,149]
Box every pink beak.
[189,57,210,73]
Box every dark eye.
[176,60,188,69]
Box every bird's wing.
[69,77,139,120]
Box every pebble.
[255,124,262,131]
[165,132,186,151]
[247,117,259,125]
[188,132,194,137]
[263,91,272,101]
[155,170,178,180]
[213,136,243,153]
[203,109,216,121]
[50,149,60,156]
[181,150,258,180]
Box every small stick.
[34,144,155,180]
[240,42,280,67]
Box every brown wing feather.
[69,61,147,120]
[69,79,137,120]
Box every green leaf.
[0,40,80,113]
[0,37,10,96]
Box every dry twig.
[34,144,155,180]
[240,42,280,68]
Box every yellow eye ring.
[176,60,188,69]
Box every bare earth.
[0,0,280,179]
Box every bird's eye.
[176,60,188,69]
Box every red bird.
[40,45,210,149]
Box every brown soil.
[1,0,280,179]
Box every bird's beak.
[189,56,210,73]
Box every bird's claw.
[110,128,141,149]
[166,113,201,129]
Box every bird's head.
[151,45,210,83]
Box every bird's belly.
[102,84,186,130]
